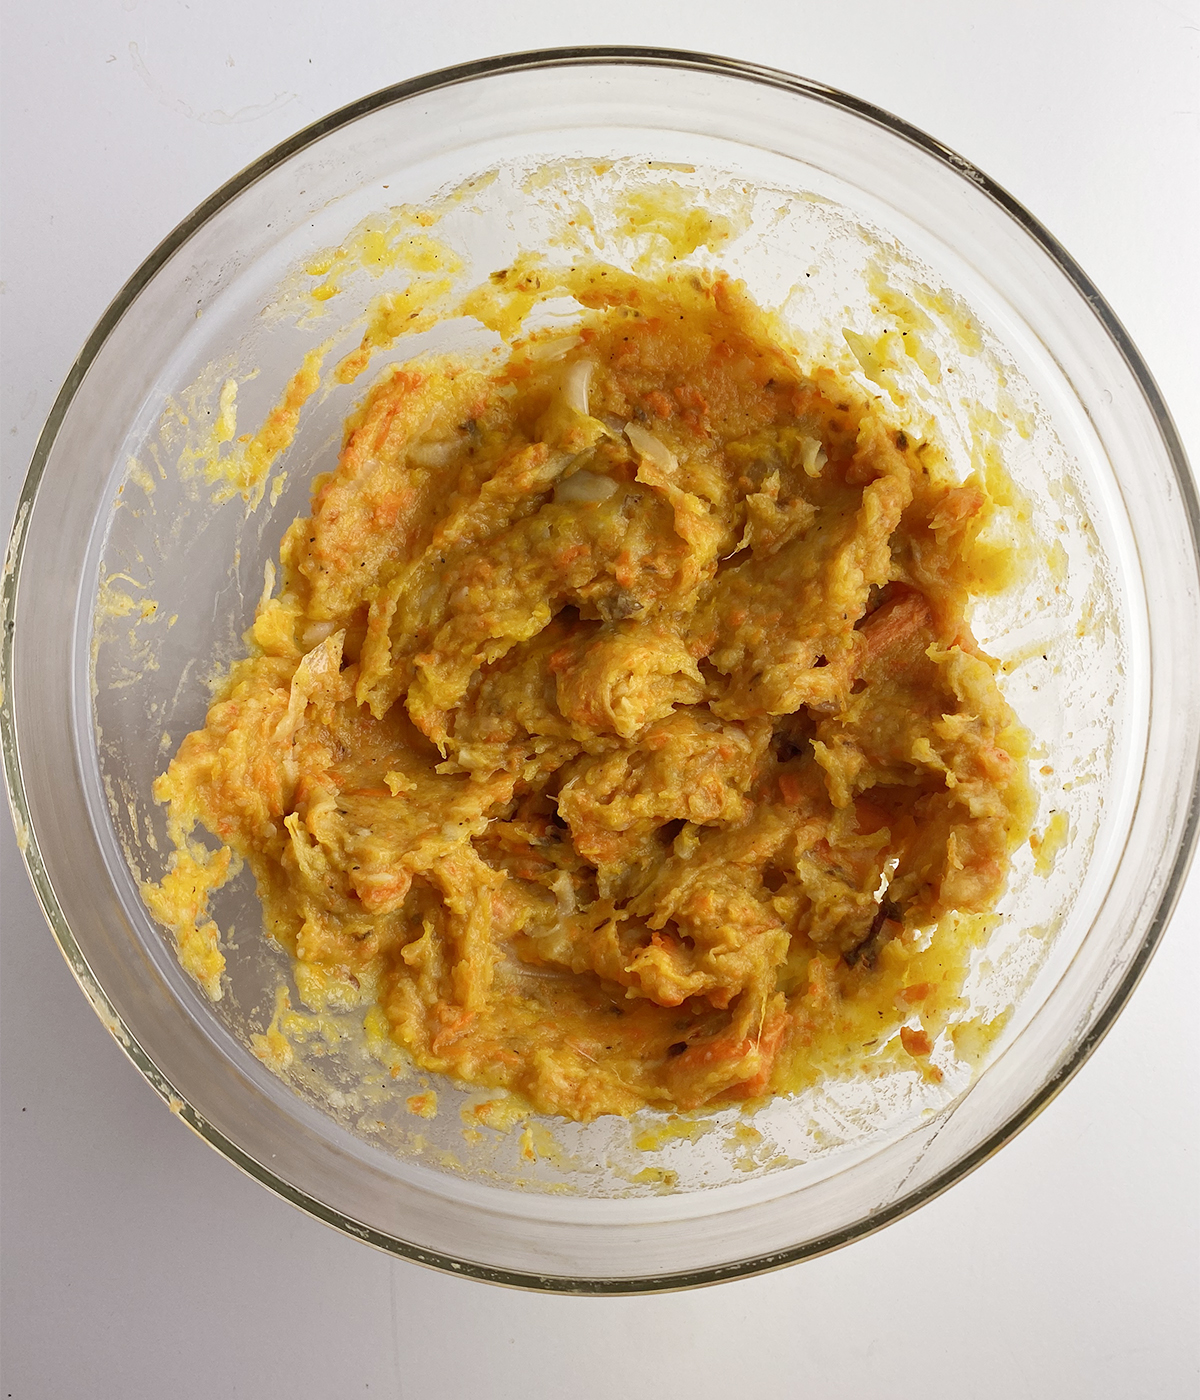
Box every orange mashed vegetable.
[147,264,1034,1121]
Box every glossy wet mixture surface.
[146,264,1034,1120]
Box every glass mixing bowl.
[3,49,1198,1292]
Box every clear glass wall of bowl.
[3,52,1197,1289]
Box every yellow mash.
[146,263,1034,1121]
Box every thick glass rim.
[3,45,1198,1294]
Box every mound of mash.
[146,264,1034,1121]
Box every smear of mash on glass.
[143,257,1034,1122]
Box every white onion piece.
[562,359,594,416]
[300,619,337,649]
[274,630,344,741]
[873,855,900,904]
[258,558,277,609]
[624,421,678,472]
[408,439,459,468]
[550,871,577,916]
[528,333,582,362]
[555,469,618,504]
[799,435,828,477]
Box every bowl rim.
[3,43,1198,1294]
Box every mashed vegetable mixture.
[146,263,1034,1121]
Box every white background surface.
[2,3,1197,1396]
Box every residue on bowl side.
[89,157,1115,1197]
